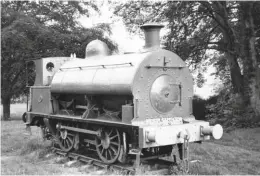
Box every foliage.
[114,1,167,35]
[206,85,260,129]
[1,1,99,32]
[1,1,116,120]
[114,1,260,117]
[210,53,231,86]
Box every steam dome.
[85,40,110,58]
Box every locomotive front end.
[126,24,223,148]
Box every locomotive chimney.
[140,23,164,49]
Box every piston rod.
[57,125,101,136]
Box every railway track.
[52,147,179,175]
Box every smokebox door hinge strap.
[163,57,169,71]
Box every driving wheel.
[57,126,75,152]
[95,128,121,164]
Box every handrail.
[59,62,133,71]
[145,65,184,69]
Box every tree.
[114,1,260,117]
[1,14,42,120]
[1,1,98,32]
[1,1,116,120]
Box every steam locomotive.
[23,24,223,167]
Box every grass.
[0,104,85,175]
[189,142,260,174]
[1,103,260,175]
[188,129,260,175]
[212,128,260,152]
[1,120,89,175]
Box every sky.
[77,1,220,99]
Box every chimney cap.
[140,23,164,30]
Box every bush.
[205,86,260,129]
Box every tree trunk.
[248,69,260,116]
[226,52,244,94]
[2,96,11,120]
[247,17,260,116]
[239,2,260,117]
[247,4,260,117]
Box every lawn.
[1,104,90,175]
[189,129,260,175]
[1,104,260,175]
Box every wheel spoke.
[64,140,68,148]
[66,139,70,148]
[108,148,113,158]
[67,136,73,145]
[110,145,117,154]
[108,129,113,136]
[105,149,108,159]
[110,134,118,140]
[67,132,74,136]
[66,139,71,148]
[101,147,104,155]
[110,141,119,146]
